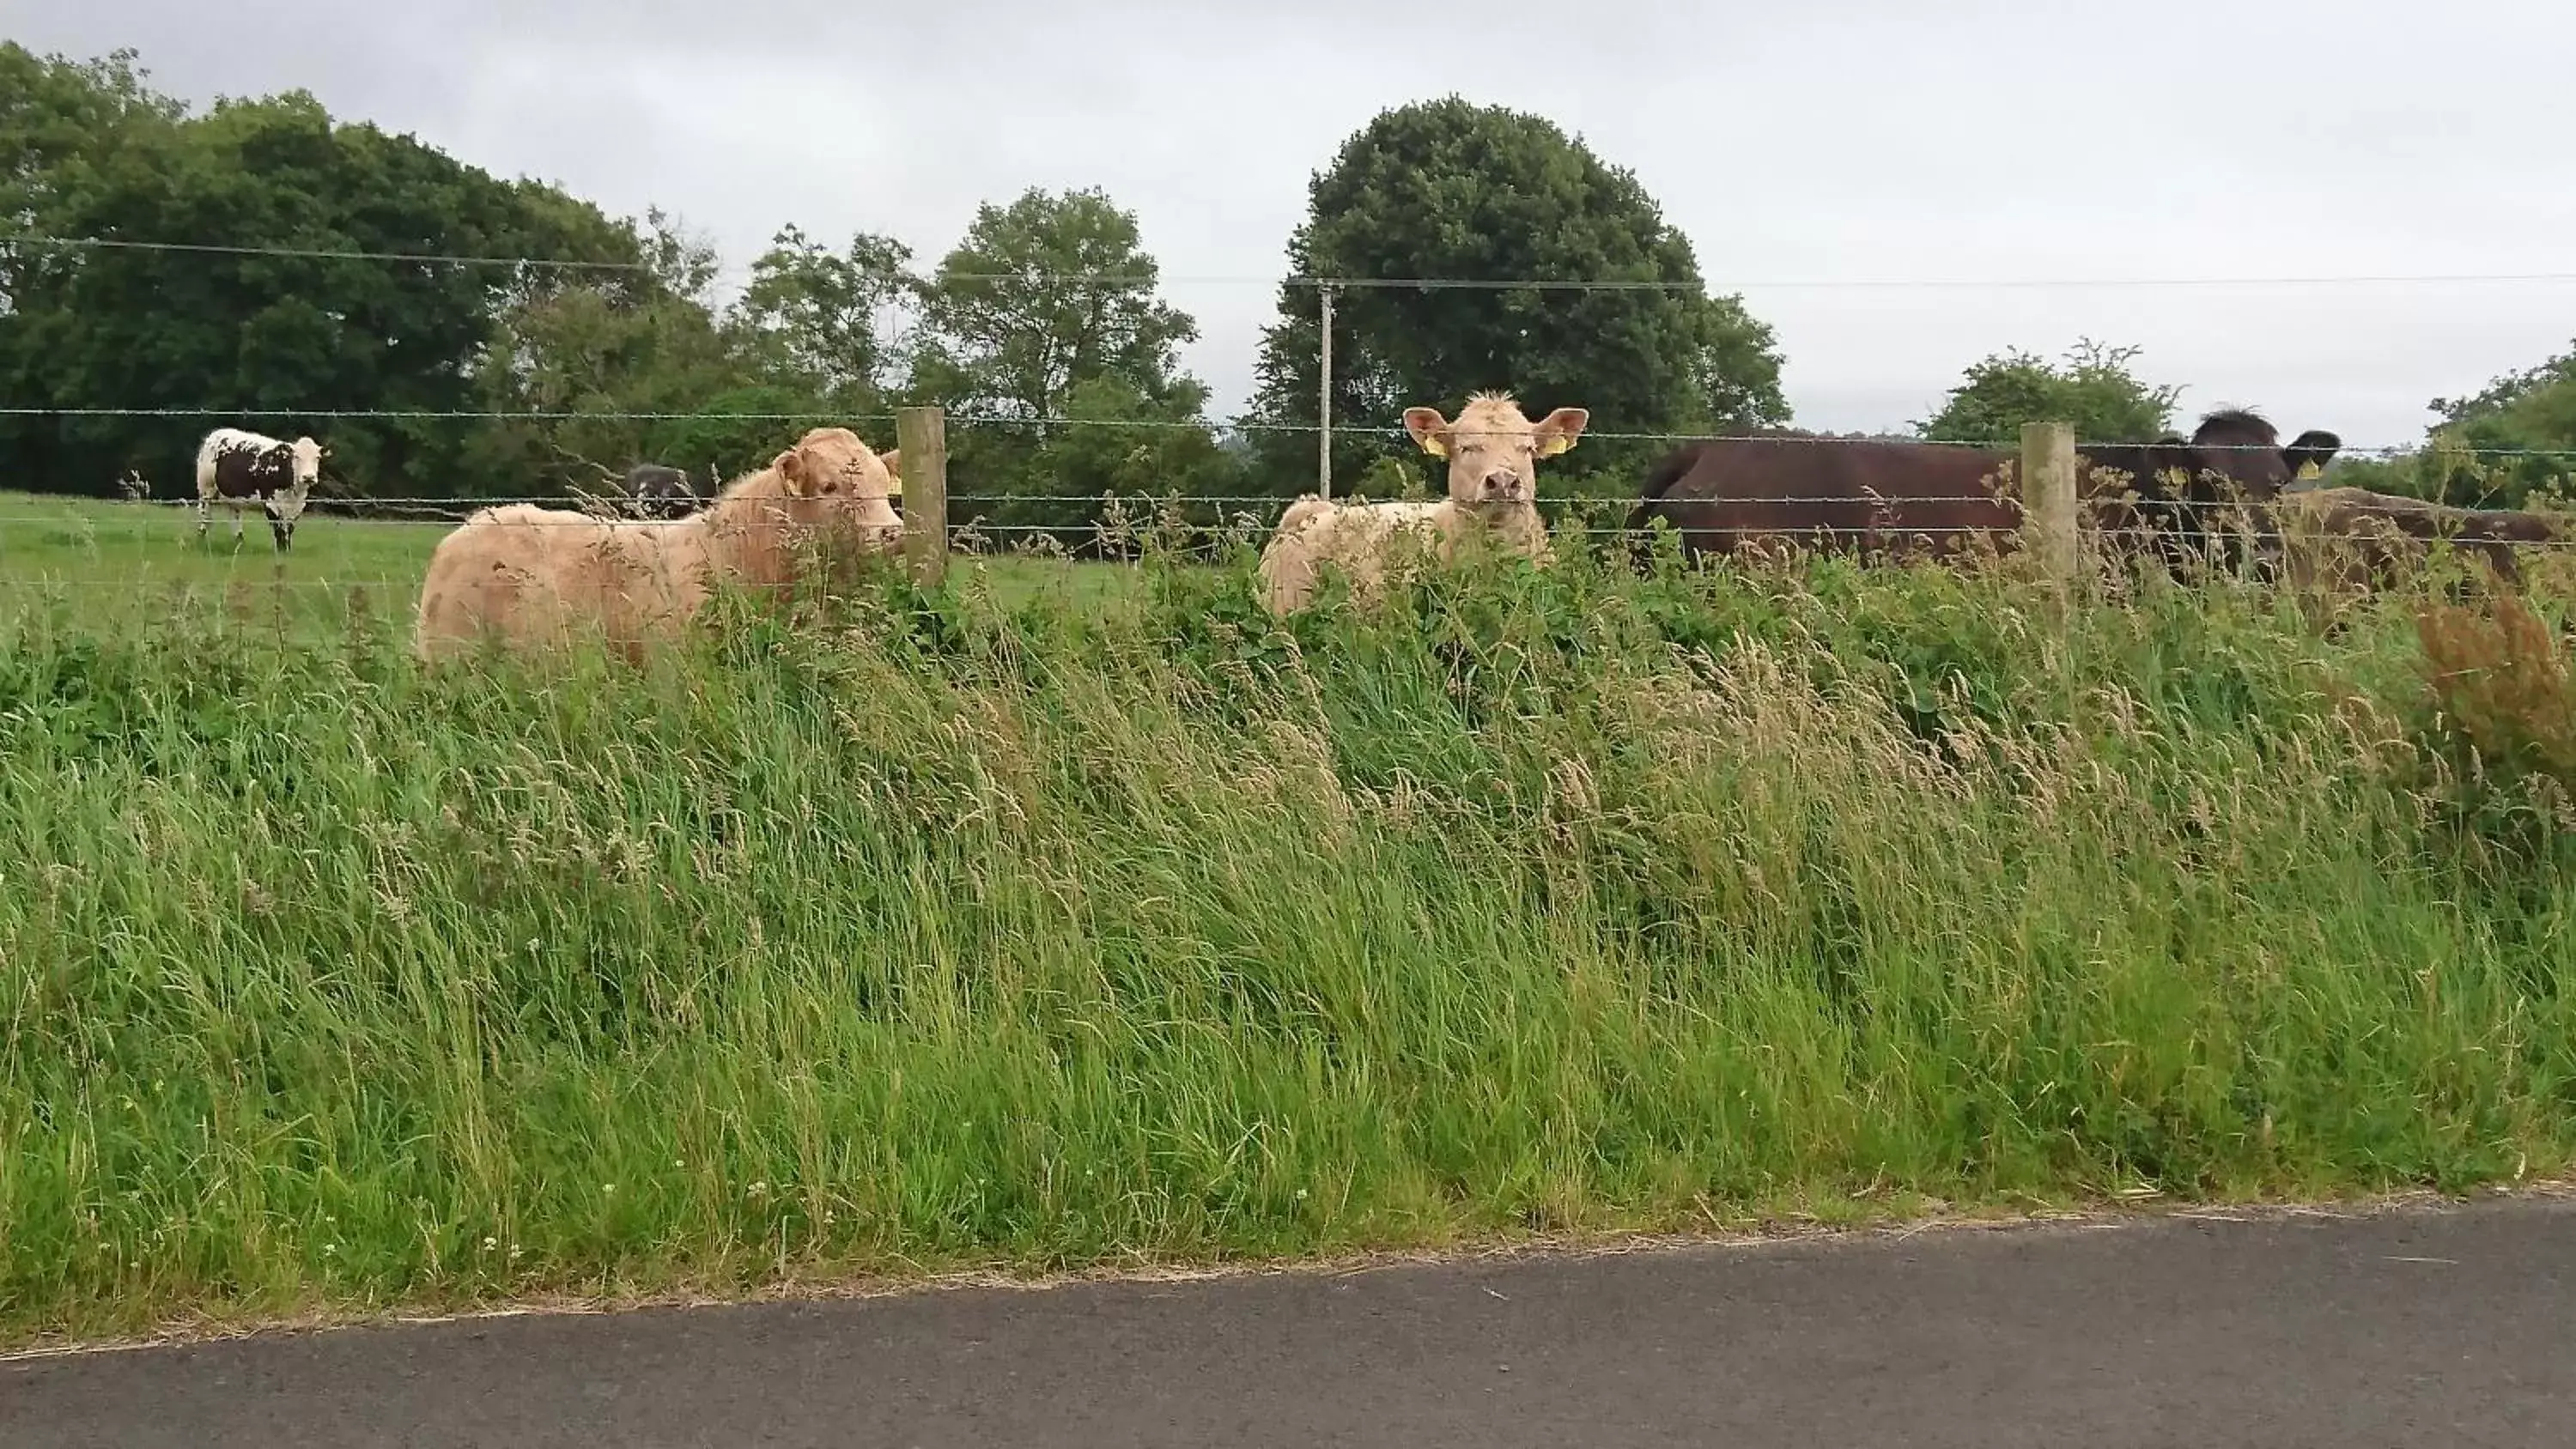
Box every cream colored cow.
[1257,391,1588,615]
[413,426,903,661]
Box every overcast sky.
[18,0,2576,450]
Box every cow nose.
[1484,470,1520,496]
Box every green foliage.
[730,222,915,411]
[2306,342,2576,510]
[1916,338,2184,446]
[638,385,833,488]
[0,45,677,500]
[2419,342,2576,508]
[909,186,1228,539]
[0,45,186,232]
[1246,96,1790,494]
[1,43,1236,524]
[956,374,1247,555]
[465,209,750,498]
[912,186,1200,419]
[1,538,2572,1343]
[2433,341,2576,429]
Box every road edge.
[8,1176,2570,1366]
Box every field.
[2,487,2573,1349]
[0,491,1139,636]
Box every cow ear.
[1533,407,1589,458]
[773,447,809,495]
[878,447,902,496]
[1402,407,1451,458]
[2284,428,2340,480]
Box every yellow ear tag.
[1537,433,1575,458]
[1420,436,1449,459]
[886,475,903,497]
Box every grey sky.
[18,0,2576,450]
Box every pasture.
[2,480,2573,1350]
[0,490,1140,636]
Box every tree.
[1,45,185,241]
[639,383,823,491]
[0,51,671,500]
[911,186,1199,418]
[908,186,1220,541]
[730,223,917,410]
[0,46,190,489]
[2416,342,2576,508]
[467,207,748,497]
[989,374,1246,555]
[1245,97,1789,496]
[1915,339,2183,447]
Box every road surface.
[7,1195,2573,1447]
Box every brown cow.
[2278,486,2567,594]
[1625,409,2342,575]
[412,425,902,662]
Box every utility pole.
[1316,284,1337,499]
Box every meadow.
[1,488,2572,1348]
[0,490,1137,637]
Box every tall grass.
[0,533,2570,1344]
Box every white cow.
[195,427,324,552]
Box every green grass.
[0,490,1140,637]
[1,494,2572,1348]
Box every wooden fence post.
[2020,420,2078,583]
[897,405,948,588]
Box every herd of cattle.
[182,395,2567,658]
[1252,393,2567,612]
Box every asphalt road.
[8,1196,2573,1448]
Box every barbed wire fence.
[21,230,2576,288]
[6,232,2575,584]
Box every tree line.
[4,44,2567,538]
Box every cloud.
[20,0,2576,446]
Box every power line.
[1,406,910,423]
[12,233,2576,292]
[2,234,653,273]
[1308,273,2576,292]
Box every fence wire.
[17,231,2576,292]
[7,403,2573,460]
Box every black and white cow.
[625,462,700,520]
[195,427,324,552]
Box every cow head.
[288,436,325,488]
[627,465,699,520]
[2145,409,2342,507]
[2086,409,2342,576]
[1402,391,1589,507]
[773,427,901,502]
